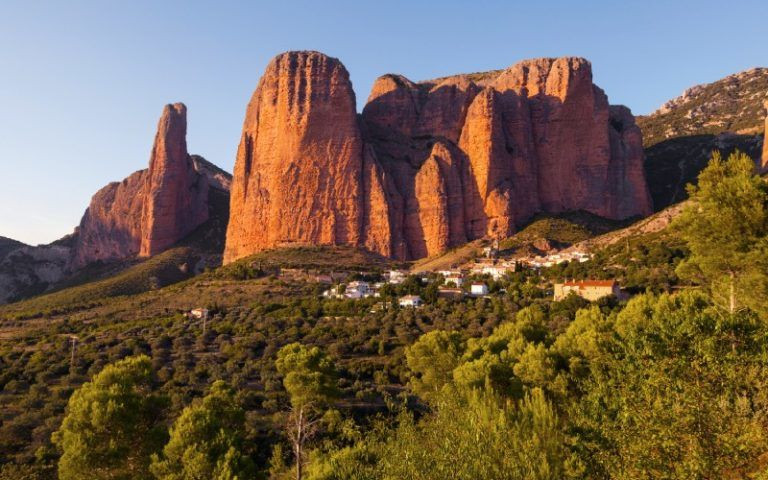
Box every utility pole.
[69,335,79,371]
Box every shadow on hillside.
[644,133,762,211]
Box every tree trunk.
[729,271,736,314]
[295,407,304,480]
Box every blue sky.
[1,0,766,245]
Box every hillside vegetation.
[499,211,633,254]
[0,247,204,319]
[3,152,768,479]
[214,245,399,278]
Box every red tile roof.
[562,280,616,288]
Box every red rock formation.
[224,52,653,263]
[224,51,366,263]
[140,103,209,256]
[411,142,466,258]
[361,56,652,259]
[459,88,517,240]
[607,105,654,218]
[361,146,398,258]
[72,103,215,267]
[71,171,148,267]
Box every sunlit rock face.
[225,51,652,263]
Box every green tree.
[276,343,339,480]
[150,380,254,480]
[52,355,167,480]
[573,291,768,479]
[404,330,465,403]
[378,388,571,480]
[674,150,768,314]
[451,306,550,397]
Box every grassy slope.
[410,240,485,272]
[500,211,633,253]
[571,203,686,252]
[0,245,399,320]
[0,247,203,318]
[214,245,400,277]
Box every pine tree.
[276,343,339,480]
[674,150,768,314]
[52,355,167,480]
[150,380,254,480]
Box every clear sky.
[1,0,766,245]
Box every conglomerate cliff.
[222,51,653,262]
[72,103,219,267]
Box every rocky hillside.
[225,51,652,263]
[639,68,767,210]
[639,68,768,146]
[763,100,768,169]
[0,237,74,303]
[0,237,25,261]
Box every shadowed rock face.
[224,51,653,263]
[72,103,215,268]
[762,101,768,170]
[71,171,148,268]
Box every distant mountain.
[639,68,767,210]
[0,236,26,261]
[640,68,768,146]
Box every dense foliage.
[2,149,768,478]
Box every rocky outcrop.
[639,67,768,147]
[640,69,768,210]
[224,51,653,263]
[72,103,221,268]
[411,142,466,258]
[361,56,652,260]
[71,170,148,267]
[224,51,366,263]
[140,103,209,256]
[0,240,72,304]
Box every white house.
[444,273,464,287]
[399,295,423,308]
[481,263,515,280]
[345,281,371,299]
[387,270,407,284]
[470,283,489,296]
[189,308,209,319]
[322,286,343,299]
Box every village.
[306,241,618,309]
[186,240,621,321]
